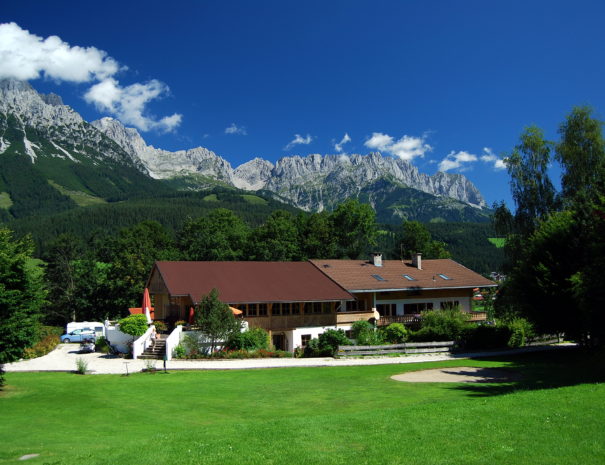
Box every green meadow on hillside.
[1,348,603,465]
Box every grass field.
[1,348,604,464]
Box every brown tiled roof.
[151,261,354,304]
[309,259,496,292]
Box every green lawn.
[488,237,506,248]
[1,349,604,464]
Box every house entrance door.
[272,334,286,351]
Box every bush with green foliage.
[410,309,470,342]
[504,317,535,348]
[380,323,408,343]
[351,320,383,345]
[228,328,270,351]
[304,329,351,357]
[172,344,186,359]
[118,314,149,337]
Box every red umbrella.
[142,288,152,323]
[188,307,195,325]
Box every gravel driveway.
[4,343,570,375]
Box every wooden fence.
[337,341,456,357]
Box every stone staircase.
[138,336,166,360]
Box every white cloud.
[479,147,507,170]
[284,133,313,150]
[364,132,432,161]
[438,150,478,172]
[85,78,181,132]
[334,133,351,153]
[0,22,181,132]
[0,22,119,82]
[224,123,247,135]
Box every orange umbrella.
[142,288,152,323]
[188,307,195,325]
[230,306,243,316]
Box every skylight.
[403,274,416,281]
[371,274,386,282]
[438,274,452,280]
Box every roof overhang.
[348,284,498,293]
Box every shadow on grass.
[449,346,605,397]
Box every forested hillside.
[5,188,302,254]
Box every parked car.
[60,329,96,343]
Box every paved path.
[4,343,571,375]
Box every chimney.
[371,253,383,267]
[412,252,422,270]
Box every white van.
[66,321,105,338]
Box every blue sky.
[2,0,605,207]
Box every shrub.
[118,314,149,337]
[505,317,534,348]
[381,323,408,343]
[463,324,511,349]
[174,320,188,327]
[22,327,61,359]
[228,328,270,351]
[415,309,470,341]
[172,344,186,359]
[351,320,383,345]
[318,329,350,355]
[75,357,88,375]
[303,329,351,357]
[153,321,168,333]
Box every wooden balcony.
[246,313,336,331]
[336,311,377,325]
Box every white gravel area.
[3,343,570,375]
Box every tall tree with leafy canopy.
[248,210,301,261]
[393,221,450,260]
[297,212,338,260]
[556,106,605,207]
[108,221,178,313]
[331,199,377,259]
[195,288,241,352]
[179,208,250,261]
[506,125,558,237]
[0,229,46,386]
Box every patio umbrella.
[188,306,195,325]
[229,306,243,316]
[142,288,152,324]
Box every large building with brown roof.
[310,254,496,326]
[147,261,373,351]
[147,255,496,351]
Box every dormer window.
[403,274,416,281]
[438,274,452,280]
[371,274,386,282]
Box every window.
[322,302,332,314]
[291,303,300,315]
[371,274,386,281]
[246,304,257,317]
[376,303,397,317]
[301,334,311,348]
[276,302,292,316]
[402,274,416,281]
[346,299,367,312]
[258,303,268,316]
[440,301,459,310]
[304,302,322,314]
[438,274,452,280]
[403,302,433,314]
